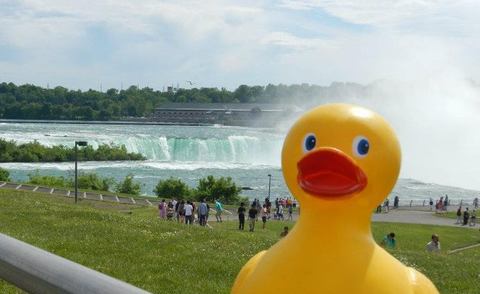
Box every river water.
[0,122,478,203]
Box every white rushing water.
[0,123,283,166]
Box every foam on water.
[0,124,283,166]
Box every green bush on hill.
[116,174,142,195]
[77,173,113,191]
[194,175,241,203]
[154,177,191,199]
[0,139,145,162]
[27,171,114,191]
[28,172,71,188]
[0,167,10,181]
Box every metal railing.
[0,233,150,294]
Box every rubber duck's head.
[282,104,401,210]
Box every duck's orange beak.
[297,147,367,198]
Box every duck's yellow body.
[232,104,438,294]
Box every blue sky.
[1,0,479,90]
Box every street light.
[267,174,272,200]
[74,141,87,204]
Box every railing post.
[0,233,150,294]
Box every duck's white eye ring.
[303,133,316,153]
[353,136,369,158]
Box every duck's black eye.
[303,133,316,152]
[353,136,369,157]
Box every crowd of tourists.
[235,197,296,232]
[157,197,296,228]
[376,195,400,213]
[455,206,477,226]
[157,197,295,236]
[431,195,450,213]
[157,198,225,226]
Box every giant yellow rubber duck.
[232,104,438,293]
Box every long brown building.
[152,103,301,127]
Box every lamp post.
[267,174,272,200]
[74,141,87,204]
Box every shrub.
[77,173,113,191]
[0,167,10,181]
[27,171,113,191]
[27,171,70,187]
[154,177,191,199]
[116,174,141,195]
[194,175,241,204]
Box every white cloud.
[1,0,480,88]
[280,1,473,27]
[2,0,480,188]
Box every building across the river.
[152,103,301,127]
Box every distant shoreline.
[0,119,212,126]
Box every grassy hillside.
[0,189,478,293]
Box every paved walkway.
[1,181,477,229]
[372,210,477,228]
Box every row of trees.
[0,168,243,203]
[0,139,145,162]
[0,82,366,120]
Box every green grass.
[0,189,479,293]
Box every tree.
[194,175,241,203]
[0,167,10,181]
[116,174,141,195]
[154,177,191,199]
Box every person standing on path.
[177,200,185,223]
[237,202,246,230]
[171,198,178,219]
[248,204,258,232]
[463,208,470,226]
[167,201,174,220]
[274,198,279,220]
[184,201,194,225]
[261,204,268,229]
[198,199,208,226]
[215,199,223,222]
[470,210,476,226]
[287,204,293,221]
[383,198,390,213]
[255,199,262,220]
[158,199,167,219]
[393,196,399,209]
[456,207,462,224]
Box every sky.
[1,0,480,90]
[1,0,480,190]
